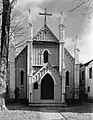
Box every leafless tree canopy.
[69,0,93,18]
[0,0,29,47]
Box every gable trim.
[38,72,57,85]
[41,49,51,55]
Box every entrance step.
[28,102,67,107]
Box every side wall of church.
[32,43,59,67]
[64,49,75,99]
[15,46,27,99]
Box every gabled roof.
[83,59,93,67]
[15,24,74,61]
[33,24,58,43]
[64,48,74,61]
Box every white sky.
[14,0,93,63]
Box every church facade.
[8,11,80,105]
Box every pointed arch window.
[66,70,69,86]
[43,50,48,63]
[21,70,24,86]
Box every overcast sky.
[14,0,93,63]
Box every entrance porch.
[28,63,62,105]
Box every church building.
[9,9,80,106]
[80,59,93,101]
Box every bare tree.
[0,8,29,44]
[0,0,30,110]
[69,0,93,18]
[0,0,17,111]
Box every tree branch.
[69,0,90,12]
[10,0,17,10]
[0,12,3,15]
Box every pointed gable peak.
[33,24,58,43]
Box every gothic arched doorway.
[41,73,54,99]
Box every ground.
[0,102,92,120]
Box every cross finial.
[39,8,52,26]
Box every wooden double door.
[41,73,54,99]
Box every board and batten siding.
[15,46,27,99]
[64,49,75,99]
[32,43,59,66]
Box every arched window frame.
[41,49,51,64]
[39,72,57,85]
[44,50,48,63]
[20,69,25,87]
[65,70,70,86]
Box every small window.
[34,82,38,90]
[89,67,92,79]
[66,70,69,86]
[21,70,24,85]
[43,50,48,63]
[88,86,90,92]
[82,71,85,80]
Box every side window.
[21,70,24,86]
[88,86,90,92]
[66,70,69,86]
[82,71,85,80]
[43,50,48,63]
[89,67,92,79]
[34,82,38,90]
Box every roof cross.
[39,8,52,25]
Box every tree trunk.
[0,58,7,110]
[0,0,11,111]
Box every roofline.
[45,24,59,41]
[15,45,27,60]
[82,59,93,67]
[33,24,59,42]
[64,48,75,61]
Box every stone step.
[28,102,67,107]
